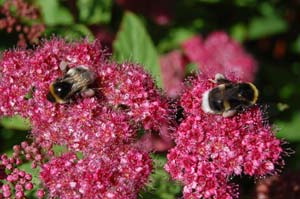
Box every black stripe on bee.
[202,74,259,117]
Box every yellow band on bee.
[49,84,66,104]
[248,82,259,103]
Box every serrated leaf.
[77,0,112,24]
[0,115,31,131]
[36,0,74,25]
[113,12,162,87]
[276,112,300,141]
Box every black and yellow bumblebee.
[201,73,259,117]
[46,62,96,104]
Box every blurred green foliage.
[0,0,300,198]
[140,154,182,199]
[37,0,74,25]
[0,115,30,131]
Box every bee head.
[47,81,73,103]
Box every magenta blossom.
[159,31,256,97]
[99,62,170,131]
[0,38,171,198]
[0,141,50,199]
[160,50,187,98]
[182,31,257,82]
[40,146,152,199]
[0,39,170,151]
[165,75,284,199]
[0,0,45,47]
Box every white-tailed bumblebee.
[202,73,259,117]
[46,62,96,104]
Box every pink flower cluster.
[41,146,152,199]
[0,0,45,47]
[182,31,257,82]
[0,39,172,198]
[160,31,257,97]
[159,50,186,98]
[0,141,49,198]
[165,75,284,199]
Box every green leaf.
[77,0,112,24]
[292,36,300,54]
[45,24,94,40]
[36,0,74,25]
[195,0,220,3]
[276,112,300,141]
[139,154,181,199]
[0,115,31,131]
[113,12,162,87]
[230,23,248,42]
[158,27,196,53]
[248,17,287,39]
[19,161,41,197]
[248,3,288,39]
[234,0,256,6]
[185,62,199,75]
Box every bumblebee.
[46,62,96,104]
[201,73,259,117]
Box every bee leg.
[222,110,237,117]
[59,61,69,73]
[81,88,95,98]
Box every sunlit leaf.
[0,115,31,131]
[248,3,288,39]
[36,0,74,25]
[113,12,162,87]
[77,0,112,24]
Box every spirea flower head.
[40,145,152,199]
[99,62,170,131]
[160,50,186,98]
[0,140,50,199]
[0,38,170,151]
[0,38,172,197]
[165,75,284,199]
[182,31,257,82]
[0,0,45,47]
